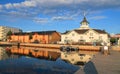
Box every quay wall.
[0,42,101,51]
[112,46,120,51]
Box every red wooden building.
[9,31,61,44]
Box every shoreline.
[0,42,120,51]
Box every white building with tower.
[0,26,22,41]
[61,16,110,45]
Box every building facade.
[10,31,61,44]
[0,26,22,41]
[111,34,120,46]
[61,17,110,45]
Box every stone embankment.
[2,42,120,51]
[0,42,101,51]
[112,46,120,51]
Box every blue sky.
[0,0,120,34]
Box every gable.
[67,30,79,36]
[84,29,99,35]
[74,29,89,34]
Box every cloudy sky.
[0,0,120,34]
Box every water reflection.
[84,61,98,74]
[7,46,61,61]
[0,46,80,74]
[0,47,9,60]
[61,52,93,65]
[0,46,97,74]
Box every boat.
[60,46,79,52]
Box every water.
[0,46,96,74]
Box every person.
[104,45,109,55]
[101,42,104,46]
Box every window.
[80,36,83,39]
[90,33,93,36]
[49,35,52,40]
[99,36,102,40]
[89,37,94,39]
[72,33,75,36]
[65,37,68,39]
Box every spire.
[80,16,90,29]
[80,16,89,24]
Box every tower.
[80,16,90,29]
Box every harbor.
[0,1,120,73]
[0,45,120,74]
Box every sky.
[0,0,120,34]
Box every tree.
[7,30,12,36]
[29,33,33,42]
[110,38,117,45]
[19,29,23,33]
[7,30,12,41]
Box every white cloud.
[4,3,13,9]
[89,16,107,20]
[21,0,37,7]
[33,17,48,23]
[0,5,2,9]
[0,0,120,22]
[2,0,120,11]
[52,16,74,21]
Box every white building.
[0,26,22,41]
[61,17,110,45]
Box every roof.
[80,17,89,24]
[93,29,107,34]
[116,34,120,35]
[34,31,57,35]
[74,29,89,34]
[111,34,120,38]
[62,29,108,34]
[13,31,58,35]
[61,30,70,34]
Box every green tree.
[7,30,12,41]
[7,30,12,36]
[110,38,117,45]
[29,33,33,42]
[19,29,23,33]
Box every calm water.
[0,46,96,74]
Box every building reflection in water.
[5,46,95,65]
[0,46,97,74]
[60,52,94,67]
[6,46,61,61]
[0,47,9,60]
[0,46,80,74]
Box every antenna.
[83,11,86,17]
[82,10,89,17]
